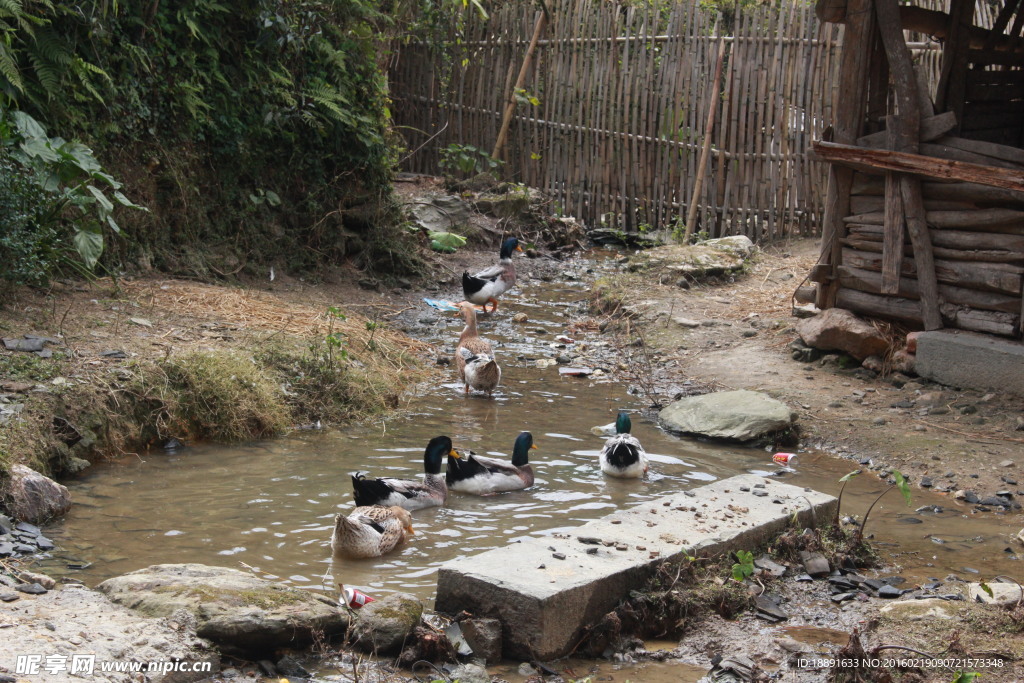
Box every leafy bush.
[0,153,60,286]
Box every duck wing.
[351,472,426,507]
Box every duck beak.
[406,525,416,535]
[531,444,538,449]
[449,448,461,459]
[516,244,524,252]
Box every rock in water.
[1,465,72,523]
[658,390,795,442]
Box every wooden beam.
[836,288,1019,335]
[856,112,957,149]
[817,0,876,309]
[875,0,943,329]
[811,141,1024,191]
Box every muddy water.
[39,266,1024,664]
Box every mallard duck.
[350,435,461,510]
[454,301,500,395]
[600,411,648,478]
[446,431,537,494]
[332,505,414,559]
[462,237,522,313]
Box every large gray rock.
[623,236,757,279]
[658,390,795,441]
[796,308,889,361]
[97,564,348,656]
[351,592,423,655]
[1,464,71,523]
[409,195,473,233]
[0,584,218,682]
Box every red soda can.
[341,585,375,609]
[772,452,797,466]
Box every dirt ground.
[3,182,1024,681]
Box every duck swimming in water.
[350,435,461,510]
[331,505,414,559]
[599,411,648,478]
[446,431,537,494]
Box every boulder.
[409,195,473,234]
[1,465,71,523]
[796,308,890,360]
[622,237,757,279]
[97,564,348,656]
[658,390,795,442]
[350,592,424,655]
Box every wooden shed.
[808,0,1024,339]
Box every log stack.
[811,0,1024,339]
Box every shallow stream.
[38,260,1024,679]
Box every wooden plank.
[856,111,957,148]
[838,265,1023,313]
[920,142,1024,170]
[817,0,875,308]
[842,247,1024,294]
[882,168,905,294]
[933,135,1024,167]
[836,288,1019,335]
[845,207,1024,231]
[811,141,1024,191]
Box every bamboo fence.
[388,0,997,242]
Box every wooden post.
[491,4,549,161]
[816,0,876,309]
[684,38,728,242]
[875,0,943,329]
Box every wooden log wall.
[812,0,1024,339]
[388,0,842,240]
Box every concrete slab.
[916,330,1024,397]
[435,474,837,660]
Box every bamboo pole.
[492,3,550,161]
[684,38,728,241]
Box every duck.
[446,431,537,494]
[599,411,648,478]
[454,301,501,395]
[331,505,414,559]
[462,236,522,313]
[350,435,461,510]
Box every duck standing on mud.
[462,236,522,313]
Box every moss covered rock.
[97,563,348,656]
[351,592,424,655]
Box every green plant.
[951,672,981,683]
[856,470,911,542]
[438,143,503,178]
[0,109,145,274]
[731,549,755,581]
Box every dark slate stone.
[0,592,19,602]
[15,582,47,595]
[831,592,857,603]
[961,567,981,574]
[754,556,787,578]
[920,477,933,488]
[863,579,884,592]
[898,517,923,524]
[922,581,942,590]
[877,585,903,598]
[0,543,14,557]
[963,492,981,504]
[802,552,831,578]
[13,543,36,554]
[981,497,1010,507]
[15,521,40,536]
[752,490,768,497]
[35,536,54,551]
[794,574,814,582]
[881,576,906,586]
[753,595,789,622]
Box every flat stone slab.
[435,474,836,660]
[916,330,1024,397]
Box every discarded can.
[340,585,375,609]
[772,452,797,466]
